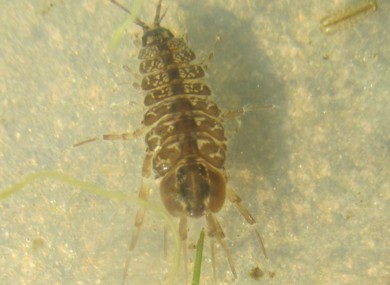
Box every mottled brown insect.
[80,0,267,282]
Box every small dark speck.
[268,271,276,278]
[188,242,196,250]
[249,266,264,280]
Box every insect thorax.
[142,27,174,46]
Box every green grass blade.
[192,228,205,285]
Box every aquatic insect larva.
[79,0,268,282]
[320,0,378,34]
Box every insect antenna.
[110,0,149,30]
[153,0,168,27]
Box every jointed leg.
[121,151,153,284]
[73,127,147,147]
[209,238,217,282]
[179,216,188,282]
[227,188,268,258]
[206,213,237,279]
[129,151,153,250]
[222,104,276,120]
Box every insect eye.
[197,164,207,177]
[177,167,186,182]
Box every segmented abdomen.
[139,37,226,179]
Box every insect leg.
[221,104,276,134]
[227,188,268,258]
[209,237,217,282]
[73,127,147,147]
[221,104,276,120]
[206,213,237,279]
[121,151,152,284]
[179,216,188,282]
[199,35,221,71]
[129,150,153,250]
